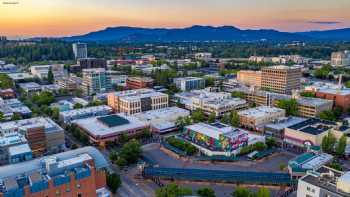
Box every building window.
[56,190,61,196]
[76,184,81,189]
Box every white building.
[297,166,350,197]
[173,77,205,91]
[174,89,248,117]
[194,52,212,60]
[30,64,65,79]
[59,105,112,124]
[331,51,350,67]
[132,107,190,133]
[72,42,88,59]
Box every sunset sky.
[1,0,350,37]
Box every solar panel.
[97,115,130,127]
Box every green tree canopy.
[192,109,205,123]
[47,67,54,84]
[276,99,298,116]
[106,173,122,194]
[321,132,337,153]
[197,187,216,197]
[208,112,216,123]
[230,110,240,127]
[0,74,14,89]
[118,139,142,165]
[32,91,55,106]
[319,110,337,121]
[335,134,347,157]
[156,183,192,197]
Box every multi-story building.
[284,118,350,149]
[297,166,350,197]
[0,146,110,197]
[173,77,205,91]
[238,106,286,131]
[315,87,350,112]
[132,107,190,133]
[55,76,82,91]
[194,52,212,60]
[331,50,350,67]
[0,98,32,119]
[0,117,65,155]
[174,89,248,117]
[261,65,302,94]
[30,64,65,79]
[0,133,32,165]
[59,105,112,124]
[18,82,42,95]
[245,89,333,118]
[237,70,262,87]
[126,77,154,90]
[7,73,34,82]
[107,88,168,115]
[82,68,112,95]
[70,58,107,73]
[72,42,87,59]
[74,114,149,146]
[182,122,265,156]
[0,64,18,74]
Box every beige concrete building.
[331,51,350,67]
[107,88,168,115]
[261,65,302,94]
[238,106,285,131]
[237,70,262,87]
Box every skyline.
[1,0,350,38]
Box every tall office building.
[82,68,111,95]
[237,70,262,87]
[331,51,350,67]
[72,43,88,59]
[261,65,301,94]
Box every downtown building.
[72,43,87,59]
[261,65,302,94]
[126,77,154,90]
[82,68,112,96]
[107,88,168,115]
[69,58,107,73]
[331,50,350,67]
[59,105,112,124]
[173,77,205,91]
[0,147,110,197]
[174,89,248,117]
[236,70,262,87]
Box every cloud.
[307,21,341,25]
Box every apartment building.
[173,77,205,91]
[126,77,154,90]
[237,70,262,87]
[0,89,16,99]
[238,106,286,131]
[315,87,350,112]
[30,64,65,79]
[0,147,110,197]
[55,76,82,91]
[107,88,168,115]
[72,42,87,59]
[0,133,32,165]
[297,166,350,197]
[331,50,350,67]
[245,89,333,118]
[82,68,112,95]
[261,65,302,94]
[0,117,65,156]
[174,89,248,117]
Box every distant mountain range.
[63,25,350,42]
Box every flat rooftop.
[111,88,167,101]
[0,117,63,134]
[8,143,32,156]
[74,114,148,137]
[288,118,339,135]
[265,116,307,131]
[238,106,285,119]
[60,105,112,117]
[185,122,247,140]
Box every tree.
[0,74,14,89]
[256,188,270,197]
[335,134,347,157]
[231,91,245,99]
[300,91,316,98]
[73,103,83,109]
[0,112,5,122]
[192,109,205,123]
[208,112,216,123]
[320,110,337,121]
[118,139,142,165]
[51,107,60,120]
[221,113,231,124]
[265,137,277,149]
[155,183,192,197]
[346,81,350,88]
[11,113,22,121]
[106,173,122,194]
[197,187,216,197]
[321,132,337,153]
[276,99,298,116]
[32,91,55,106]
[232,187,251,197]
[47,67,54,84]
[230,110,240,127]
